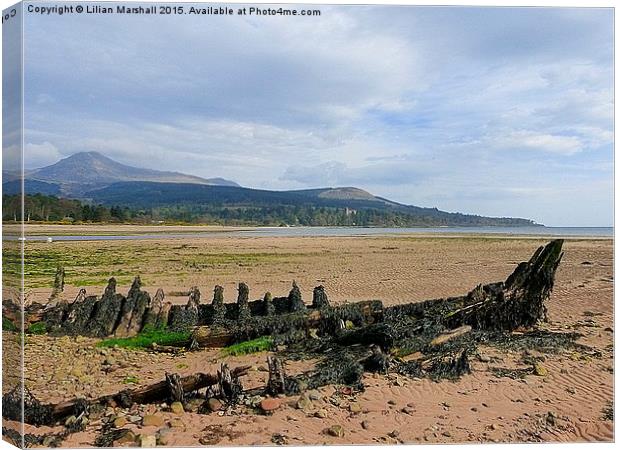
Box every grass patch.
[97,326,191,349]
[222,336,274,356]
[26,322,47,335]
[2,316,18,332]
[123,375,140,384]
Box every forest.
[2,193,538,227]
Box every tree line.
[3,194,534,227]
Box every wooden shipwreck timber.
[5,239,582,429]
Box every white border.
[0,2,616,450]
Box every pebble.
[308,390,322,401]
[401,406,415,415]
[170,401,184,415]
[139,434,157,448]
[113,416,128,428]
[361,420,370,430]
[169,417,185,429]
[315,409,328,419]
[533,363,548,377]
[206,398,223,412]
[65,416,77,427]
[387,400,396,406]
[114,430,137,446]
[260,397,282,413]
[349,402,362,414]
[185,398,205,413]
[157,429,172,446]
[104,356,116,366]
[326,425,345,438]
[142,414,165,427]
[297,395,313,411]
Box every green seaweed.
[26,322,48,335]
[222,336,274,356]
[2,316,18,332]
[97,327,191,349]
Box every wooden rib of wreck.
[2,365,251,427]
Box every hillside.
[84,181,538,227]
[3,152,539,227]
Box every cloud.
[24,142,62,168]
[18,5,614,226]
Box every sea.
[14,226,614,242]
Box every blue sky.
[17,4,614,226]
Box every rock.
[546,412,556,426]
[388,430,400,438]
[361,420,370,430]
[139,434,157,448]
[42,436,57,447]
[349,402,362,414]
[477,354,491,363]
[65,415,77,427]
[157,429,172,446]
[170,401,184,415]
[142,414,165,427]
[533,363,548,377]
[114,430,137,446]
[308,390,322,401]
[326,425,345,438]
[246,395,264,408]
[260,397,282,413]
[442,431,452,437]
[315,409,328,418]
[206,398,223,412]
[185,398,205,413]
[296,394,313,411]
[387,400,396,406]
[104,356,117,366]
[113,416,128,428]
[169,417,185,429]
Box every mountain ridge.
[3,152,540,227]
[21,152,239,195]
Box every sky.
[13,4,615,226]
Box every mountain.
[84,181,538,227]
[3,152,539,227]
[15,152,239,196]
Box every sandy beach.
[3,233,614,446]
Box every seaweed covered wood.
[28,240,564,349]
[2,365,252,426]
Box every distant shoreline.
[7,224,613,240]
